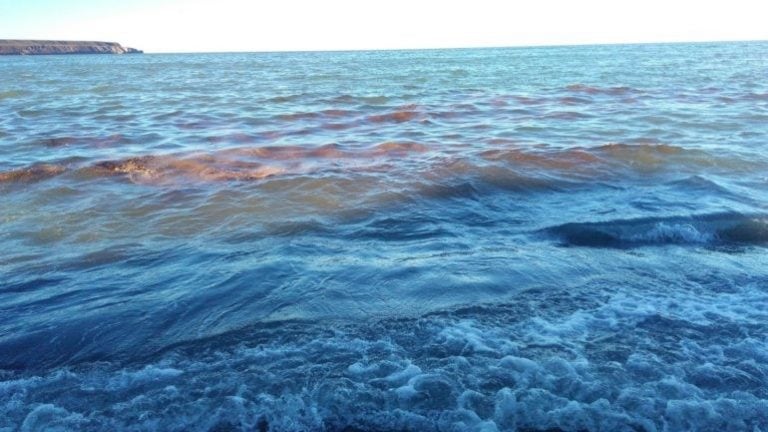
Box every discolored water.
[1,42,768,431]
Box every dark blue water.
[1,42,768,431]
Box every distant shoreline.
[0,40,142,55]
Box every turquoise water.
[1,42,768,431]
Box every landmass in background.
[0,40,142,55]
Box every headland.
[0,40,142,55]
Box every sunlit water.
[1,42,768,431]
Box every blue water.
[1,42,768,431]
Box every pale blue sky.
[1,0,767,53]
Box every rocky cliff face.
[0,40,143,55]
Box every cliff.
[0,40,142,55]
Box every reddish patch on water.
[370,142,429,156]
[245,145,312,160]
[367,105,422,123]
[3,140,434,186]
[367,110,420,123]
[309,144,348,159]
[0,164,66,183]
[84,154,284,183]
[480,147,601,171]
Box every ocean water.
[1,42,767,431]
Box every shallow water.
[1,42,768,431]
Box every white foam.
[2,279,767,431]
[630,222,715,244]
[21,404,85,432]
[104,365,183,391]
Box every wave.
[2,278,767,431]
[544,212,768,248]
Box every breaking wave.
[2,280,767,431]
[545,213,768,248]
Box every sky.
[1,0,767,53]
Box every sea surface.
[1,42,768,431]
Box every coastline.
[0,39,142,55]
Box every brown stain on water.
[596,143,683,167]
[371,142,429,156]
[4,140,755,188]
[0,141,432,185]
[84,154,285,183]
[367,105,422,123]
[480,147,601,171]
[0,164,66,183]
[367,110,420,123]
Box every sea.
[1,42,767,431]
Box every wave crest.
[545,213,768,248]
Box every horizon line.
[140,38,767,55]
[1,37,764,55]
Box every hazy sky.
[1,0,767,53]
